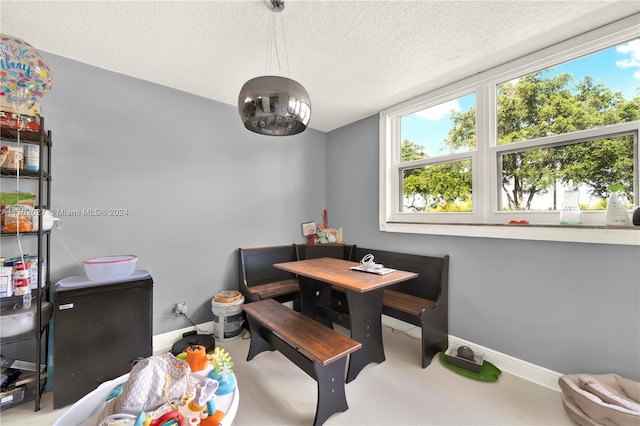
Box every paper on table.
[350,266,396,275]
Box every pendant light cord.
[280,11,291,78]
[264,6,290,77]
[265,12,273,74]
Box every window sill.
[380,222,640,246]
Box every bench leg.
[420,310,448,368]
[245,314,276,361]
[313,358,349,426]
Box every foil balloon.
[0,34,52,110]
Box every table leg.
[299,277,333,328]
[345,288,385,383]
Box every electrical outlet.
[174,302,187,315]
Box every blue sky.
[401,39,640,158]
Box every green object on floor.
[439,353,502,382]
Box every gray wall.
[326,114,640,381]
[5,51,638,382]
[5,52,325,334]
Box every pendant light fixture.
[238,0,311,136]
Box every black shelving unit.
[0,116,52,412]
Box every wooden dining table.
[274,257,418,382]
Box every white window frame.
[379,15,640,245]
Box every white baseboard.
[153,317,562,392]
[381,315,562,392]
[447,335,562,392]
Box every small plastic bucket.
[211,296,245,342]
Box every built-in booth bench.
[242,298,362,426]
[238,244,449,368]
[354,247,449,368]
[237,244,355,310]
[238,244,301,307]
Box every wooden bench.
[243,299,362,426]
[238,245,300,309]
[354,247,449,368]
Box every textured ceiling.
[2,1,639,133]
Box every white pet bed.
[558,373,640,426]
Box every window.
[400,93,476,216]
[380,16,639,244]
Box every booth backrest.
[295,244,356,261]
[239,245,297,287]
[353,247,446,302]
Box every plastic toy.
[176,377,220,425]
[142,376,220,426]
[185,345,208,372]
[207,347,236,395]
[133,410,184,426]
[97,350,233,426]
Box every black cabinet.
[53,271,153,408]
[0,116,52,412]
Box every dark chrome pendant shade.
[238,76,311,136]
[237,0,311,136]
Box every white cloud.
[616,39,640,79]
[416,99,460,120]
